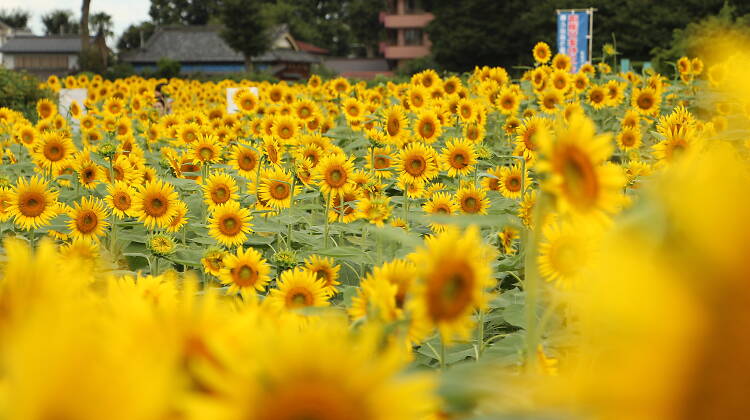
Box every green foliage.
[0,69,52,123]
[78,48,108,74]
[143,58,182,79]
[0,8,30,28]
[148,0,221,25]
[310,63,338,80]
[117,21,157,52]
[41,9,79,35]
[425,0,750,73]
[104,63,137,81]
[651,3,750,74]
[219,0,271,71]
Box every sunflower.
[631,87,661,116]
[457,98,478,122]
[409,226,496,342]
[328,185,362,223]
[440,138,476,177]
[15,124,38,146]
[366,146,394,178]
[304,255,341,293]
[234,89,259,114]
[132,180,180,229]
[514,116,551,165]
[518,189,536,228]
[380,105,409,146]
[423,192,458,233]
[294,99,317,121]
[413,109,442,143]
[0,187,13,222]
[538,115,626,221]
[190,133,222,164]
[480,166,503,193]
[267,268,331,311]
[147,233,176,257]
[586,84,608,109]
[549,69,570,92]
[163,200,188,233]
[177,123,202,145]
[455,184,490,215]
[358,195,392,226]
[229,144,260,177]
[616,127,642,152]
[498,163,529,199]
[677,56,691,74]
[538,89,563,114]
[495,87,520,115]
[259,166,299,209]
[203,171,239,209]
[690,57,704,75]
[109,154,142,185]
[396,142,439,186]
[262,137,284,166]
[272,115,299,143]
[652,126,698,165]
[219,246,271,297]
[572,72,589,92]
[36,98,57,120]
[33,132,75,173]
[538,220,591,288]
[503,116,522,136]
[342,97,365,123]
[7,176,59,230]
[621,109,640,129]
[104,181,135,219]
[551,53,572,72]
[76,158,104,189]
[498,226,519,255]
[64,196,109,241]
[103,97,126,115]
[208,200,253,247]
[407,85,429,110]
[201,247,227,277]
[314,153,355,196]
[533,41,552,64]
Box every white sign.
[58,88,87,128]
[226,87,259,114]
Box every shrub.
[0,69,53,123]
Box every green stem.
[477,310,485,359]
[523,192,550,373]
[440,334,447,370]
[323,191,332,247]
[287,174,296,250]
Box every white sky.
[2,0,151,42]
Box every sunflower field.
[0,39,749,420]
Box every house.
[379,0,434,68]
[0,22,38,70]
[121,25,321,80]
[0,35,82,78]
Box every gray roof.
[0,35,83,53]
[122,26,244,63]
[122,25,320,64]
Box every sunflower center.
[326,168,346,188]
[199,147,214,161]
[286,287,314,308]
[507,175,521,191]
[591,91,604,103]
[406,156,426,176]
[115,193,131,210]
[146,196,168,217]
[20,192,45,217]
[427,262,474,321]
[420,121,434,137]
[638,95,653,110]
[240,154,256,170]
[271,183,290,200]
[83,169,95,182]
[220,216,241,235]
[76,210,98,234]
[387,117,400,136]
[234,264,258,287]
[374,156,388,169]
[622,133,636,147]
[347,106,359,117]
[212,186,229,203]
[559,146,599,210]
[462,196,479,213]
[44,143,63,161]
[452,152,467,168]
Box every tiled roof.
[122,26,244,63]
[0,35,83,53]
[122,25,320,64]
[296,40,329,55]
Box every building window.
[404,29,423,46]
[387,29,398,46]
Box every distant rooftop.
[0,35,83,54]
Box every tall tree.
[346,0,385,57]
[90,12,114,37]
[219,0,271,71]
[117,21,156,51]
[149,0,222,26]
[0,8,30,29]
[261,0,353,56]
[42,9,79,35]
[81,0,91,52]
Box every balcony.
[380,12,434,29]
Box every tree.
[81,0,91,55]
[90,12,114,38]
[41,9,79,35]
[0,8,30,29]
[149,0,222,26]
[117,21,156,51]
[346,0,385,57]
[219,0,271,71]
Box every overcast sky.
[3,0,150,41]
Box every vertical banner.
[557,9,592,72]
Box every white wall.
[2,54,14,69]
[68,54,78,70]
